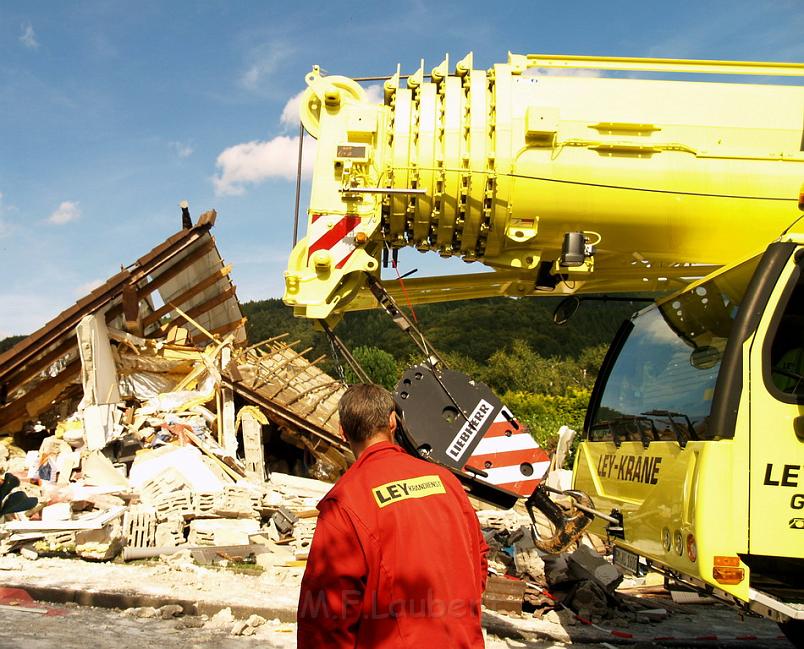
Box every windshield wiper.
[599,415,658,449]
[642,410,697,448]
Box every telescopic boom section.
[284,53,804,321]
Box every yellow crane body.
[285,53,804,320]
[282,53,804,635]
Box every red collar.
[352,440,401,467]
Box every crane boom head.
[284,53,804,322]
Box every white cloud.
[170,140,194,158]
[213,82,380,196]
[47,201,81,225]
[75,278,104,296]
[364,84,383,104]
[280,90,305,129]
[213,135,316,196]
[19,22,39,49]
[524,67,603,78]
[239,42,294,93]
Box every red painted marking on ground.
[0,587,68,616]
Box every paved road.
[0,601,794,649]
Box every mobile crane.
[283,52,804,640]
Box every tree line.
[242,296,640,451]
[0,296,642,452]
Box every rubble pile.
[0,212,350,567]
[0,207,674,634]
[478,507,677,626]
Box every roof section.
[0,209,246,433]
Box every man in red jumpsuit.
[298,383,489,648]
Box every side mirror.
[553,296,581,326]
[690,345,721,370]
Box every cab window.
[588,255,761,443]
[767,260,804,400]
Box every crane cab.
[572,236,804,625]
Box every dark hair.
[338,384,395,445]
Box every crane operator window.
[588,255,761,443]
[767,259,804,399]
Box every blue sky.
[1,1,802,337]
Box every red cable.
[391,257,418,323]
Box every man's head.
[338,383,396,455]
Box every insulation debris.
[0,210,350,566]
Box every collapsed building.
[0,210,351,560]
[0,210,664,625]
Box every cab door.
[748,244,804,558]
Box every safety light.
[713,556,744,585]
[355,232,368,244]
[686,534,697,563]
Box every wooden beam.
[122,285,141,335]
[142,265,233,328]
[246,332,289,352]
[4,337,77,394]
[222,376,350,455]
[208,317,247,338]
[135,237,217,300]
[0,362,81,430]
[168,286,237,329]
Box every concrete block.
[512,526,545,580]
[20,547,38,560]
[75,523,123,561]
[139,467,191,505]
[155,518,185,548]
[153,489,193,522]
[567,580,609,619]
[291,520,315,560]
[193,492,218,518]
[188,519,259,546]
[123,505,157,549]
[212,486,254,518]
[568,544,622,593]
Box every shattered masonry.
[0,208,672,630]
[0,210,350,562]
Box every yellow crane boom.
[284,53,804,321]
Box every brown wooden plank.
[122,285,141,335]
[142,265,233,328]
[3,337,77,394]
[135,238,216,299]
[168,286,237,329]
[0,362,81,430]
[208,317,247,338]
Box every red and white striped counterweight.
[463,407,551,497]
[396,365,551,502]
